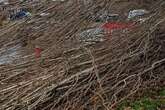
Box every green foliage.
[117,100,129,110]
[159,88,165,96]
[117,88,165,110]
[131,98,158,110]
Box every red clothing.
[35,47,42,58]
[102,22,134,31]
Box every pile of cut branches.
[0,0,164,110]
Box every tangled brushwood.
[0,0,165,110]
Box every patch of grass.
[117,98,159,110]
[159,88,165,96]
[117,100,130,110]
[117,88,165,110]
[131,98,159,110]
